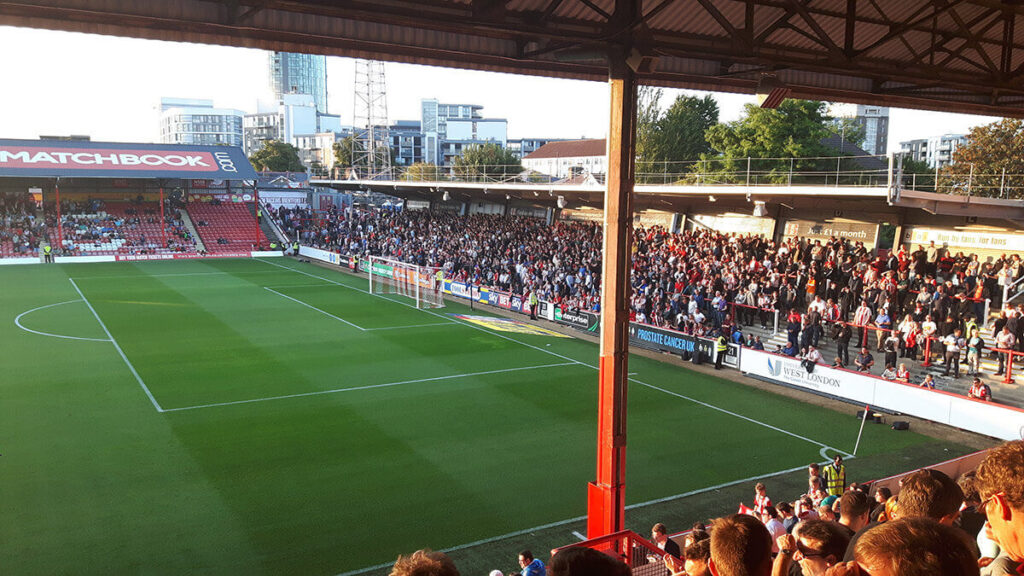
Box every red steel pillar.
[587,38,638,539]
[254,185,261,250]
[55,178,63,251]
[159,187,167,250]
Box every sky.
[0,26,1001,152]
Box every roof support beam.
[587,0,636,542]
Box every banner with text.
[740,348,1024,440]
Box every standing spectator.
[838,491,872,535]
[975,441,1024,567]
[778,502,798,534]
[753,483,772,516]
[389,549,460,576]
[518,551,546,576]
[854,348,874,372]
[942,328,965,378]
[822,455,846,497]
[853,302,872,348]
[849,518,980,576]
[548,547,628,576]
[995,325,1016,376]
[709,514,772,576]
[678,539,710,576]
[772,520,850,576]
[966,327,985,376]
[761,506,787,553]
[650,523,681,559]
[874,308,892,351]
[836,322,852,366]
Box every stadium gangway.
[552,529,675,576]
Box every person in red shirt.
[968,377,992,402]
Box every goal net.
[367,256,445,309]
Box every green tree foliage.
[898,156,935,192]
[940,118,1024,198]
[332,135,365,169]
[635,89,719,182]
[451,143,522,180]
[701,100,865,184]
[249,140,304,172]
[403,162,442,182]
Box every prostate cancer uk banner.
[0,139,257,180]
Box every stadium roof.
[0,139,257,180]
[524,139,607,160]
[6,1,1024,117]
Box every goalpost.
[367,256,445,309]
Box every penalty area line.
[264,286,367,331]
[163,361,579,413]
[68,278,165,413]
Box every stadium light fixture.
[708,195,717,202]
[557,195,567,208]
[756,74,790,109]
[753,200,768,217]
[442,190,450,201]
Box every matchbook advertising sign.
[0,139,257,180]
[740,348,1024,440]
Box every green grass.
[0,258,975,575]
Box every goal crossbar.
[367,256,445,309]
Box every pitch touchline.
[68,278,165,413]
[333,461,835,576]
[14,300,112,342]
[257,259,853,458]
[163,362,579,412]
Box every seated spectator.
[761,506,787,553]
[880,363,897,381]
[870,487,892,523]
[895,363,911,383]
[803,346,823,372]
[389,549,459,576]
[854,348,874,372]
[843,517,980,576]
[782,341,798,357]
[968,377,992,402]
[709,514,772,576]
[919,374,936,389]
[838,491,872,535]
[548,547,628,576]
[831,356,844,368]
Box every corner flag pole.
[853,404,870,456]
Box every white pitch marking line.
[264,287,367,331]
[162,362,578,413]
[363,322,456,331]
[258,260,852,457]
[69,278,164,413]
[333,460,842,576]
[14,300,112,342]
[572,531,587,541]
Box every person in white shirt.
[761,506,788,554]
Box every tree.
[940,118,1024,198]
[249,140,304,172]
[403,162,442,182]
[451,143,521,181]
[702,100,844,184]
[637,94,719,182]
[897,156,935,192]
[333,135,365,170]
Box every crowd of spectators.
[385,440,1024,576]
[0,191,46,255]
[270,205,1024,378]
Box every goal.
[367,256,445,309]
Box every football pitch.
[1,258,973,575]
